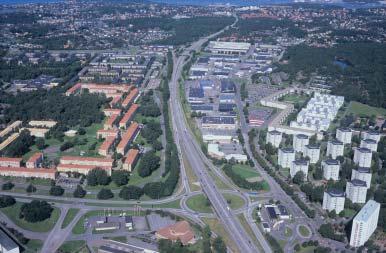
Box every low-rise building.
[278,148,295,168]
[123,149,140,171]
[156,221,196,245]
[0,167,56,180]
[327,139,344,159]
[97,129,119,139]
[336,127,352,144]
[266,130,282,148]
[290,159,309,179]
[98,137,116,157]
[104,114,119,130]
[353,147,372,168]
[322,189,345,214]
[293,134,309,153]
[26,152,43,168]
[116,122,140,155]
[351,167,372,189]
[304,144,320,164]
[121,88,139,108]
[350,200,380,247]
[0,157,22,168]
[119,104,139,129]
[322,159,340,181]
[201,116,236,130]
[360,139,378,152]
[346,179,367,204]
[57,164,111,176]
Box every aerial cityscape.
[0,0,386,253]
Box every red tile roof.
[0,166,56,174]
[27,152,43,164]
[117,122,139,151]
[156,221,195,245]
[122,88,139,107]
[119,104,139,127]
[125,149,139,165]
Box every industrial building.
[207,41,251,55]
[201,116,236,130]
[322,189,345,214]
[349,200,380,247]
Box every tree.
[143,182,163,199]
[49,185,64,196]
[5,130,34,157]
[294,244,301,252]
[2,182,14,190]
[60,141,74,151]
[213,237,226,253]
[20,200,53,222]
[138,151,160,177]
[293,171,305,185]
[111,170,129,186]
[0,195,16,208]
[78,128,86,135]
[97,188,114,200]
[152,140,163,151]
[87,168,110,186]
[119,186,143,200]
[26,184,37,193]
[36,138,46,150]
[73,185,86,198]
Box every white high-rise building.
[278,148,295,168]
[304,144,320,164]
[290,159,309,179]
[349,200,380,247]
[266,130,282,148]
[346,179,368,204]
[336,127,352,144]
[361,130,381,143]
[322,159,340,181]
[322,189,345,214]
[293,134,309,153]
[353,147,372,168]
[327,139,344,159]
[351,167,372,189]
[360,139,378,152]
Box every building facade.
[351,167,372,189]
[336,127,352,144]
[346,179,368,204]
[327,139,344,159]
[293,134,309,153]
[266,130,282,148]
[322,159,340,181]
[322,189,345,214]
[290,159,309,179]
[349,200,380,247]
[304,144,320,164]
[353,147,372,168]
[278,148,295,168]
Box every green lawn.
[223,193,245,210]
[24,239,43,253]
[186,194,212,213]
[0,202,60,233]
[284,226,293,237]
[61,208,80,229]
[345,101,386,117]
[232,164,260,180]
[58,240,86,253]
[343,208,357,218]
[298,225,311,237]
[106,236,127,243]
[280,93,309,104]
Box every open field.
[202,217,239,253]
[186,194,212,213]
[299,225,311,237]
[57,240,86,253]
[345,101,386,117]
[0,202,60,232]
[25,239,43,253]
[223,193,245,210]
[232,164,261,180]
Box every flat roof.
[351,179,367,187]
[202,116,235,125]
[354,200,380,223]
[0,228,19,251]
[324,159,339,165]
[327,188,345,197]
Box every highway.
[168,16,272,252]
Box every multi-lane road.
[167,17,273,252]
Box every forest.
[278,42,386,108]
[109,16,235,45]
